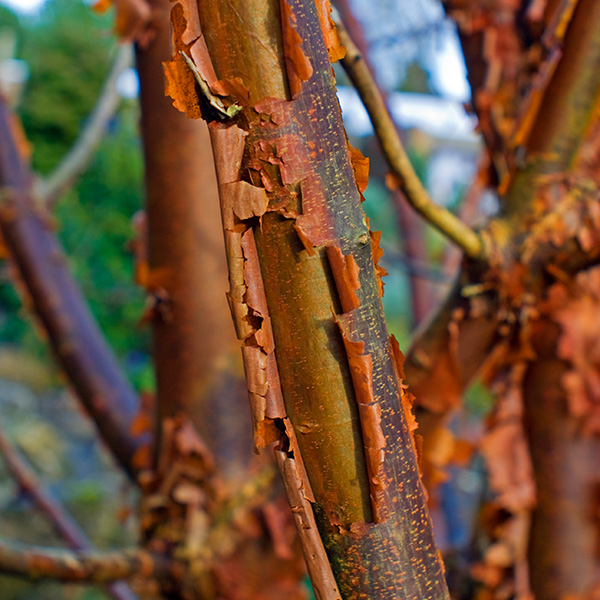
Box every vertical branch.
[135,0,251,477]
[0,100,146,481]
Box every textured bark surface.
[166,0,449,597]
[0,101,145,480]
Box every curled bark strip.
[275,450,341,600]
[0,100,146,481]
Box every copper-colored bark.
[166,0,449,597]
[0,101,145,480]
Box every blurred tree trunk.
[407,0,600,598]
[135,0,250,479]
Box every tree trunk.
[165,0,449,597]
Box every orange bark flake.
[369,230,387,297]
[174,0,202,45]
[326,246,361,311]
[314,0,346,63]
[163,54,202,119]
[335,314,388,522]
[347,142,369,194]
[281,0,314,98]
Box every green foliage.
[19,0,113,174]
[0,0,150,377]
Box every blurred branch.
[381,241,453,284]
[0,427,138,600]
[0,97,148,481]
[334,0,437,325]
[35,45,133,206]
[0,539,165,583]
[335,17,485,260]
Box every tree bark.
[166,0,449,597]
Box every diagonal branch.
[0,98,148,481]
[334,0,437,326]
[35,45,133,206]
[0,426,138,600]
[0,539,166,583]
[335,17,485,260]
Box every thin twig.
[0,539,166,583]
[0,427,138,600]
[335,17,485,260]
[35,45,133,206]
[334,0,436,324]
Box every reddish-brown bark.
[524,319,600,599]
[165,0,449,597]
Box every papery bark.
[166,0,449,597]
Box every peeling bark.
[166,0,449,597]
[136,3,308,598]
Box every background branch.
[0,426,138,600]
[0,539,164,583]
[35,45,133,206]
[336,17,484,260]
[0,98,148,480]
